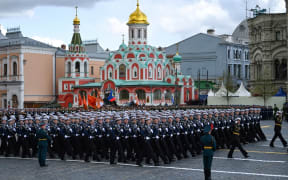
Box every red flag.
[88,95,97,109]
[78,94,83,106]
[83,95,88,110]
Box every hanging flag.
[135,94,139,106]
[78,94,83,106]
[88,95,97,109]
[171,95,175,105]
[83,95,88,110]
[96,91,104,109]
[107,90,116,102]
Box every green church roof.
[71,33,82,45]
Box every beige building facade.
[248,0,288,92]
[0,27,107,109]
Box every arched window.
[228,49,230,59]
[280,59,287,80]
[12,95,18,108]
[275,59,280,80]
[186,89,190,101]
[119,64,126,78]
[153,89,162,100]
[120,90,129,100]
[68,62,72,74]
[75,62,80,73]
[138,29,141,38]
[133,66,138,78]
[131,29,134,39]
[91,66,94,75]
[108,68,113,79]
[165,68,169,77]
[148,66,152,78]
[13,62,17,76]
[84,62,88,75]
[157,67,161,79]
[136,89,146,100]
[165,90,171,101]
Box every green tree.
[218,72,237,105]
[251,79,277,106]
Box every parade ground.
[0,120,287,180]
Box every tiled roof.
[75,80,179,88]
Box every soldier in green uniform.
[200,125,216,180]
[36,121,51,167]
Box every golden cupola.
[127,0,149,25]
[73,6,80,25]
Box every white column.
[19,84,24,109]
[180,86,184,105]
[73,94,78,107]
[72,62,75,78]
[7,55,10,80]
[19,53,24,81]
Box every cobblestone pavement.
[0,120,287,180]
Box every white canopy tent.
[214,82,234,96]
[233,82,251,97]
[207,89,215,96]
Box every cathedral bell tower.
[65,6,89,78]
[127,0,149,45]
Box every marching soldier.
[270,111,287,147]
[0,116,7,155]
[228,118,249,158]
[110,117,125,164]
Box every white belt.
[145,137,150,140]
[75,134,79,137]
[155,136,159,139]
[177,133,180,136]
[99,135,103,138]
[125,136,129,139]
[133,135,137,138]
[89,136,94,139]
[116,137,120,140]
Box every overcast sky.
[0,0,286,50]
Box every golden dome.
[73,16,80,25]
[73,6,80,25]
[127,0,149,25]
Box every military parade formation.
[0,106,271,168]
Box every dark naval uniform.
[200,126,216,180]
[270,112,287,147]
[228,118,249,158]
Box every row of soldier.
[0,108,266,166]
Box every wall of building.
[56,56,65,95]
[248,13,287,91]
[208,96,286,109]
[24,53,54,103]
[89,59,105,82]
